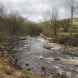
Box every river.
[15,36,78,78]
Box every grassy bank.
[0,56,43,78]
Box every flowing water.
[15,36,78,78]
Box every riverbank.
[0,36,78,78]
[41,34,78,53]
[0,55,43,78]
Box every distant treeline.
[0,8,42,41]
[0,3,78,48]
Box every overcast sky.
[0,0,77,22]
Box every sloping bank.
[0,55,43,78]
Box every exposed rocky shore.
[14,36,78,78]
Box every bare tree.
[65,0,78,42]
[68,0,74,38]
[0,3,6,17]
[50,7,59,42]
[43,7,59,43]
[63,0,78,52]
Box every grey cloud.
[0,0,74,22]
